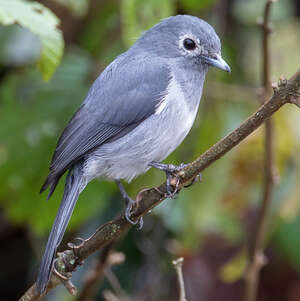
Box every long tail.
[36,164,85,295]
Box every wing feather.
[41,54,170,196]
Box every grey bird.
[36,14,230,295]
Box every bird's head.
[135,15,230,73]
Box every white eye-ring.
[179,34,203,55]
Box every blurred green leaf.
[0,50,118,234]
[273,216,300,270]
[179,0,218,11]
[233,0,293,25]
[80,1,122,62]
[219,249,247,283]
[120,0,174,47]
[0,0,64,80]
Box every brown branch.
[19,67,300,301]
[244,1,277,301]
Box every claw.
[53,259,77,295]
[53,258,69,281]
[116,180,144,228]
[166,173,180,198]
[125,204,143,229]
[67,238,85,267]
[149,161,185,198]
[67,237,85,249]
[124,198,138,225]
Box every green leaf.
[219,249,247,283]
[0,0,64,80]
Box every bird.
[36,14,230,295]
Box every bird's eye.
[183,38,196,50]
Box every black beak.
[201,54,231,72]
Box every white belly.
[83,75,201,182]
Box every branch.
[76,244,125,301]
[76,248,110,301]
[76,244,126,301]
[102,290,121,301]
[19,68,300,301]
[104,266,129,301]
[244,1,277,300]
[173,257,188,301]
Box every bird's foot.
[53,258,70,281]
[125,196,143,229]
[53,258,77,295]
[116,180,143,229]
[149,162,187,198]
[67,238,85,266]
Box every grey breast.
[83,64,205,183]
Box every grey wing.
[41,55,170,198]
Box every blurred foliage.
[179,0,218,11]
[120,0,174,46]
[233,0,293,24]
[0,0,64,80]
[0,50,115,234]
[0,0,300,300]
[52,0,89,17]
[219,249,247,283]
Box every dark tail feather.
[40,174,61,200]
[36,165,84,295]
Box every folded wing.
[41,54,170,198]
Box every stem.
[244,1,276,301]
[173,257,187,301]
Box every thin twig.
[102,290,121,301]
[77,244,126,301]
[76,244,114,301]
[104,267,129,301]
[19,68,300,301]
[173,257,187,301]
[244,1,277,301]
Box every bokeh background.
[1,0,300,300]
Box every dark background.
[1,0,300,300]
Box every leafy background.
[0,0,300,300]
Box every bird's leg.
[149,161,188,197]
[115,180,143,229]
